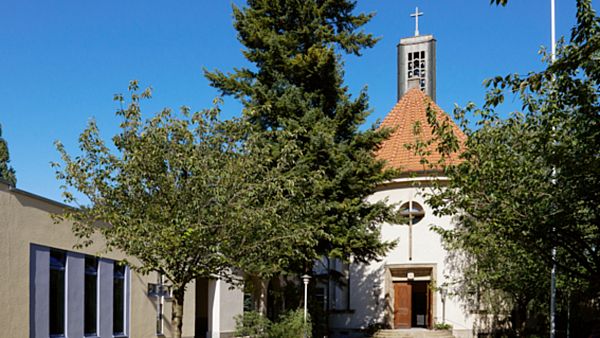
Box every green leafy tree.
[53,82,244,338]
[424,0,599,334]
[206,0,397,314]
[0,124,16,186]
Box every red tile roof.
[376,88,466,174]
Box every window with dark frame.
[399,201,425,225]
[84,256,98,336]
[407,50,427,91]
[331,260,350,311]
[400,200,426,261]
[113,264,126,336]
[49,250,66,336]
[315,287,326,310]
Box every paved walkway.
[373,328,455,338]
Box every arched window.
[399,201,425,225]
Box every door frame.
[386,264,437,330]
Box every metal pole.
[304,282,308,322]
[567,291,570,338]
[550,248,556,338]
[551,0,556,63]
[549,2,557,338]
[301,274,311,338]
[441,287,447,324]
[302,275,311,322]
[442,299,446,324]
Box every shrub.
[235,311,270,338]
[270,309,311,338]
[434,322,453,331]
[363,322,391,336]
[235,310,311,338]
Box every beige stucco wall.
[0,182,197,337]
[219,279,244,336]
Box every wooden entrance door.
[394,282,411,328]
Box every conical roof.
[376,88,466,174]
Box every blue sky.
[0,0,582,202]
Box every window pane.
[84,257,98,335]
[399,202,425,224]
[315,287,326,310]
[113,265,125,335]
[49,251,66,336]
[50,251,65,270]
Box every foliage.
[422,0,599,335]
[206,0,398,312]
[363,322,391,336]
[490,0,508,6]
[235,311,271,338]
[235,310,311,338]
[433,322,453,331]
[269,309,311,338]
[53,81,244,338]
[0,123,16,186]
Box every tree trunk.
[172,287,185,338]
[271,276,282,316]
[512,297,528,337]
[251,276,269,316]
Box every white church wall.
[329,259,387,332]
[332,180,474,337]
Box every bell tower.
[397,7,436,102]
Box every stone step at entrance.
[373,329,455,338]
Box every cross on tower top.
[410,7,424,36]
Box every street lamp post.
[440,287,447,324]
[301,274,311,323]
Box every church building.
[1,8,476,338]
[328,10,474,338]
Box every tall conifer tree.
[0,124,16,186]
[207,0,397,313]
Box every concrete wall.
[0,182,204,337]
[397,35,436,102]
[0,183,167,337]
[219,279,244,336]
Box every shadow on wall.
[133,272,173,335]
[12,189,65,214]
[440,231,518,335]
[326,263,391,337]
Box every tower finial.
[410,7,424,36]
